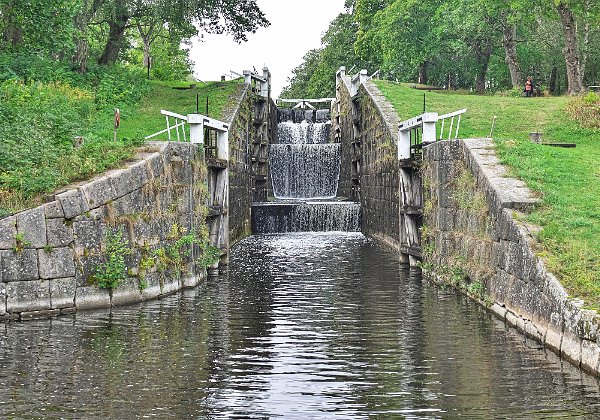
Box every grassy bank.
[374,81,600,308]
[0,60,242,217]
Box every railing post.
[187,114,204,144]
[261,67,270,98]
[422,112,438,144]
[398,129,411,160]
[243,70,252,85]
[336,66,346,88]
[216,130,229,161]
[359,69,368,85]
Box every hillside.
[375,81,600,308]
[0,72,243,218]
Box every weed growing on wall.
[91,228,131,290]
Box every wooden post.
[113,108,120,142]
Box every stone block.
[168,142,194,161]
[545,327,562,352]
[44,200,65,218]
[81,176,115,209]
[140,273,162,301]
[561,332,582,366]
[74,254,103,287]
[110,278,141,307]
[0,282,5,315]
[182,274,199,288]
[147,153,166,179]
[49,277,76,309]
[46,218,73,247]
[109,161,150,198]
[73,219,105,253]
[57,189,89,219]
[39,248,75,279]
[6,280,51,312]
[161,277,181,296]
[0,216,17,250]
[16,206,46,248]
[580,340,600,373]
[1,249,39,281]
[75,286,111,310]
[112,189,145,217]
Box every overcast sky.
[189,0,346,98]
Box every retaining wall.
[422,139,600,376]
[0,141,208,320]
[333,78,401,249]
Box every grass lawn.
[101,79,244,142]
[0,78,243,217]
[374,81,600,308]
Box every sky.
[189,0,346,98]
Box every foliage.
[283,0,600,97]
[566,91,600,128]
[92,228,131,290]
[0,52,240,216]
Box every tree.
[95,0,269,65]
[555,1,583,94]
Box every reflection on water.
[0,233,599,418]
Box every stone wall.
[225,83,274,243]
[225,84,254,244]
[334,77,401,250]
[0,141,209,320]
[422,139,600,376]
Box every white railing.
[276,98,335,110]
[144,110,229,160]
[438,108,467,140]
[145,110,188,142]
[398,109,467,160]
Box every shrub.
[566,92,600,128]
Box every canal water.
[1,233,600,418]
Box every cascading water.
[251,108,361,234]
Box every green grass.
[375,81,600,308]
[108,79,244,142]
[0,77,243,217]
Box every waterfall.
[270,144,340,199]
[251,107,361,233]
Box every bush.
[0,54,149,215]
[567,92,600,128]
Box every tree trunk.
[556,2,583,94]
[2,1,23,47]
[98,0,129,65]
[474,42,493,94]
[581,0,590,84]
[549,65,558,94]
[418,61,428,85]
[502,23,521,88]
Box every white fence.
[398,109,467,160]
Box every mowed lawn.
[113,79,243,142]
[375,81,600,309]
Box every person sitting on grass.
[524,76,535,97]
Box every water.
[252,202,361,233]
[258,109,360,232]
[269,143,341,199]
[1,233,599,418]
